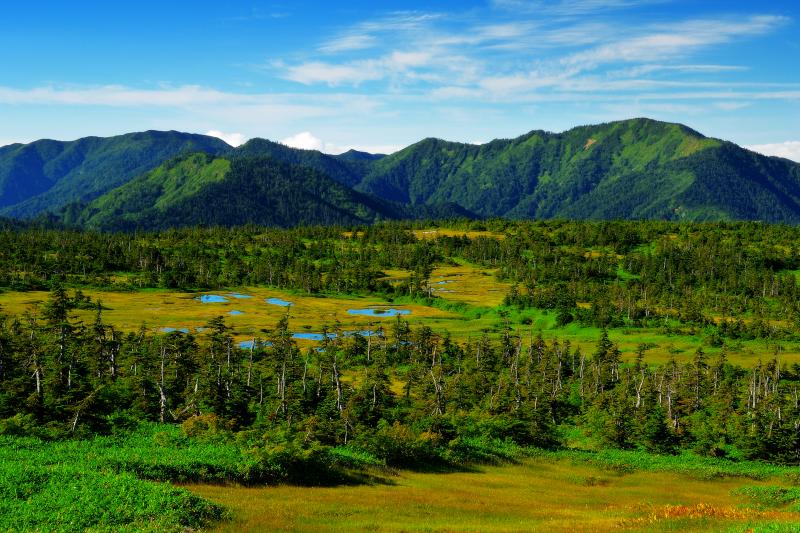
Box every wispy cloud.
[276,7,791,109]
[284,50,435,86]
[224,7,290,22]
[0,85,384,113]
[563,16,787,69]
[607,64,749,78]
[319,34,377,53]
[318,12,441,54]
[490,0,667,15]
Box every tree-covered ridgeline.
[11,118,800,229]
[1,286,800,464]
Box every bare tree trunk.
[159,345,167,424]
[247,339,255,387]
[333,357,343,412]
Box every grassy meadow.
[0,266,794,367]
[189,454,800,532]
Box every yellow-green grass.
[0,288,455,346]
[503,315,800,367]
[2,286,797,366]
[413,228,507,240]
[188,457,799,532]
[380,265,511,307]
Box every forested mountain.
[5,118,800,227]
[227,118,800,224]
[0,131,230,218]
[354,118,800,222]
[232,138,383,188]
[65,152,472,231]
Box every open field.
[1,282,798,366]
[412,228,507,240]
[189,456,800,532]
[0,287,455,345]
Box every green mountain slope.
[67,153,467,231]
[6,118,800,227]
[0,131,230,218]
[233,139,374,188]
[354,118,800,222]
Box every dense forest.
[2,219,800,464]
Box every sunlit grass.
[0,288,455,345]
[188,456,800,532]
[2,282,797,366]
[412,228,506,240]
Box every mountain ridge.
[3,118,800,228]
[0,130,231,218]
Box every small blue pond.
[161,327,189,333]
[292,332,337,341]
[228,293,253,299]
[288,330,383,342]
[347,308,411,317]
[229,310,244,316]
[344,330,383,337]
[266,297,293,307]
[238,340,273,349]
[434,280,455,285]
[196,295,228,303]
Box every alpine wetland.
[2,1,800,531]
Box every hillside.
[355,118,800,222]
[233,138,374,188]
[66,153,469,231]
[226,118,800,223]
[0,131,230,218]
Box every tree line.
[2,285,800,464]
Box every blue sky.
[1,0,798,159]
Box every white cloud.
[283,50,435,86]
[0,85,236,106]
[491,0,666,15]
[0,85,386,124]
[746,142,800,163]
[564,16,787,69]
[280,131,401,155]
[713,101,750,111]
[283,62,384,86]
[205,130,248,147]
[608,64,748,78]
[319,11,441,54]
[281,131,326,151]
[319,33,377,53]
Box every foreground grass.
[0,427,239,531]
[7,425,800,531]
[189,454,800,532]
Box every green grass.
[188,451,800,532]
[3,277,798,367]
[8,425,800,531]
[0,427,228,531]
